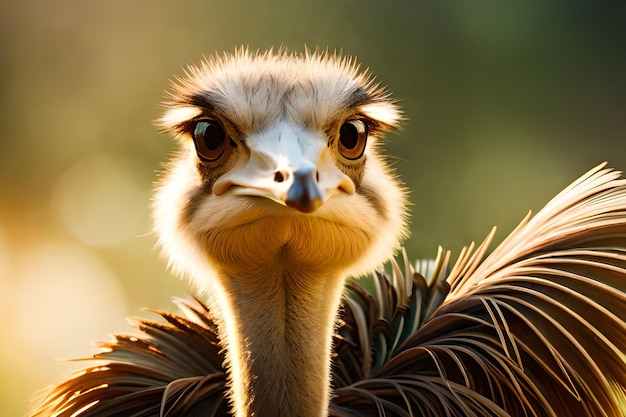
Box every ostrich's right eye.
[193,120,227,161]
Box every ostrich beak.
[213,122,354,213]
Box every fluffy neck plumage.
[214,265,346,417]
[155,156,407,416]
[155,150,407,416]
[193,216,372,417]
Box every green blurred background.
[1,1,625,415]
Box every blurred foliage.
[1,1,625,415]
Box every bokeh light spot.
[11,242,127,370]
[50,156,150,248]
[0,224,11,298]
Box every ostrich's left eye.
[338,120,368,160]
[193,120,227,161]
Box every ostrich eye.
[338,120,368,160]
[193,120,227,161]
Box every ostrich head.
[155,49,408,417]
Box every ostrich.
[31,49,626,417]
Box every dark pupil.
[197,122,224,150]
[340,123,359,149]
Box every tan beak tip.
[285,197,323,213]
[284,168,325,213]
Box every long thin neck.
[214,266,347,417]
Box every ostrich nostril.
[274,170,289,183]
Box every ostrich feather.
[30,163,626,416]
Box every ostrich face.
[155,51,407,285]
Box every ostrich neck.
[215,266,347,417]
